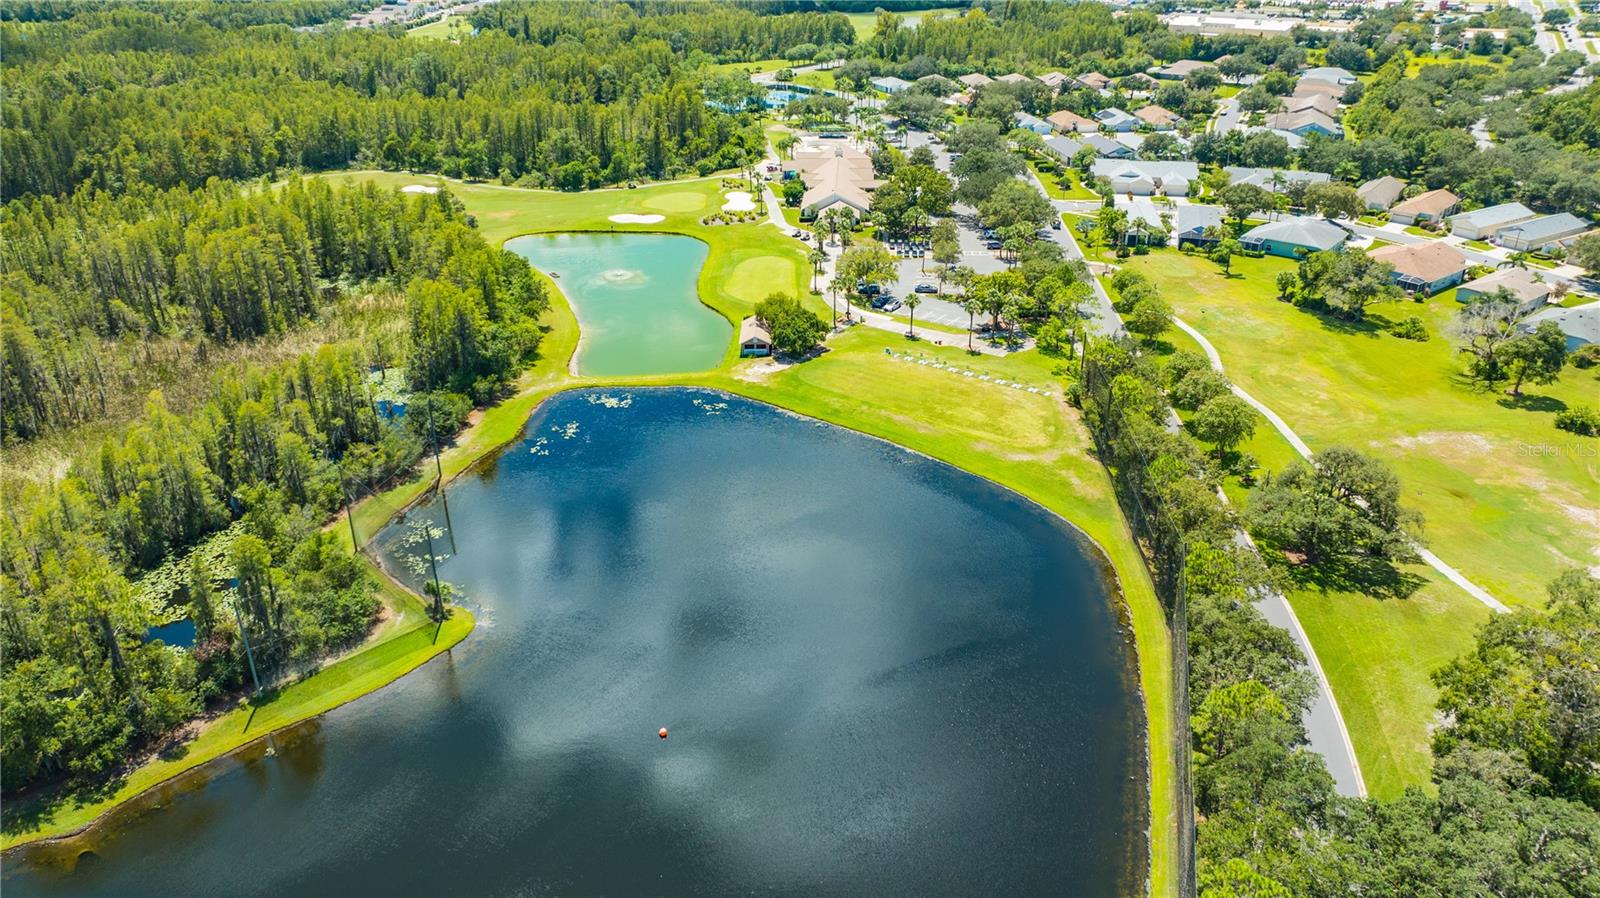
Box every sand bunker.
[401,184,440,194]
[722,191,756,212]
[609,213,665,224]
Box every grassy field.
[406,15,470,40]
[308,174,1184,895]
[2,570,473,850]
[1028,160,1100,200]
[1115,248,1596,796]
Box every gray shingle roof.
[1240,216,1350,250]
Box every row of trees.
[1077,337,1600,896]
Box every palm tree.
[903,293,922,338]
[828,272,850,328]
[961,293,982,352]
[906,207,931,270]
[808,247,828,293]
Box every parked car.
[1051,218,1062,230]
[882,298,903,312]
[985,239,1002,250]
[914,283,938,294]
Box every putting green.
[642,191,710,213]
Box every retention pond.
[4,388,1145,896]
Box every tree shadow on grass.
[1496,392,1567,414]
[1278,552,1429,600]
[1311,307,1389,338]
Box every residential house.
[1387,188,1459,225]
[1043,136,1085,164]
[1082,133,1136,159]
[1263,110,1342,138]
[1224,166,1331,192]
[957,72,993,89]
[1014,112,1053,135]
[1240,217,1350,257]
[1455,267,1552,314]
[1047,109,1097,133]
[1124,198,1225,246]
[1151,60,1215,80]
[1357,176,1406,211]
[1090,159,1200,197]
[996,72,1032,84]
[870,76,912,94]
[739,317,773,357]
[1037,71,1072,90]
[1291,80,1345,101]
[1447,202,1537,240]
[1369,242,1471,295]
[1521,303,1598,351]
[1494,213,1591,252]
[787,144,879,219]
[1094,107,1141,132]
[1299,66,1357,87]
[1284,94,1340,116]
[1134,105,1181,130]
[1075,71,1113,91]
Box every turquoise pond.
[504,232,732,376]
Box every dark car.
[914,283,938,294]
[985,239,1002,250]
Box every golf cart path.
[1170,316,1510,615]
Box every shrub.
[1570,343,1600,369]
[1555,405,1600,436]
[1387,316,1429,341]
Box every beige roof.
[1135,105,1180,126]
[740,316,772,345]
[1390,188,1460,218]
[1357,176,1406,208]
[1265,110,1340,132]
[1457,266,1551,304]
[957,72,993,88]
[1284,94,1339,116]
[1077,71,1112,89]
[996,72,1031,83]
[1292,80,1344,99]
[1037,72,1071,88]
[1370,242,1470,283]
[1047,109,1097,133]
[790,145,877,214]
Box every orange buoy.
[658,727,669,739]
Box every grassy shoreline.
[6,173,1181,895]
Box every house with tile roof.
[1369,242,1471,295]
[1387,188,1459,225]
[1240,216,1350,257]
[1356,176,1406,211]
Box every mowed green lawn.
[325,173,1183,893]
[406,15,470,39]
[1122,249,1597,605]
[1122,248,1594,797]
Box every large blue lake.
[4,389,1145,896]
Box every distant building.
[1037,72,1072,90]
[739,317,773,357]
[957,72,993,89]
[1134,105,1181,130]
[1082,133,1136,159]
[1224,166,1331,192]
[1094,107,1140,132]
[1357,176,1407,211]
[1387,188,1460,225]
[1075,71,1113,91]
[996,73,1031,84]
[1299,66,1358,87]
[1090,159,1200,197]
[1240,217,1350,257]
[1448,202,1537,240]
[1043,136,1085,163]
[1369,242,1471,295]
[1047,109,1097,134]
[1284,94,1340,116]
[1455,267,1552,314]
[1521,303,1598,351]
[1014,111,1053,135]
[1291,80,1345,101]
[1151,60,1214,80]
[1263,110,1342,138]
[1495,213,1591,252]
[870,76,912,94]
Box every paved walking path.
[1171,315,1510,615]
